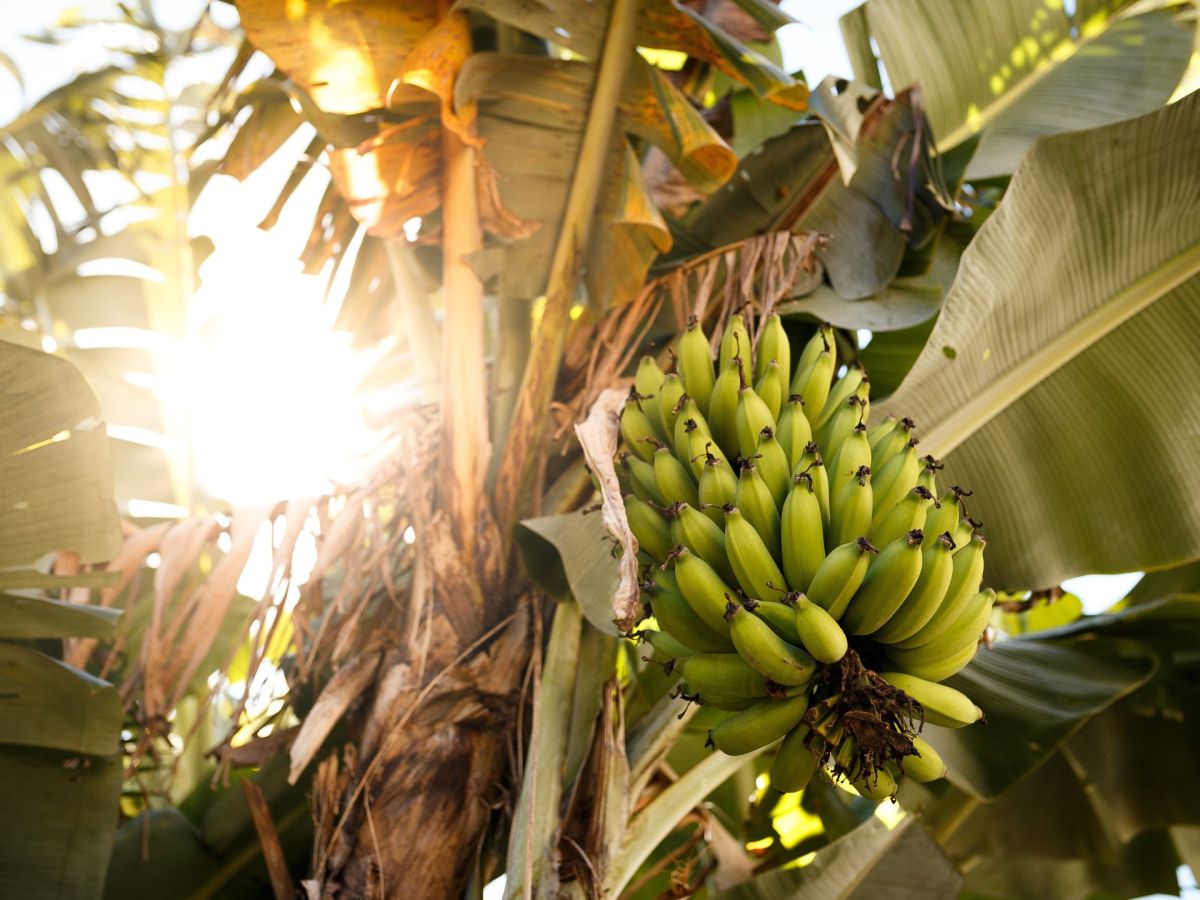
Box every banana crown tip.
[905,529,924,545]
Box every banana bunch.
[618,314,993,800]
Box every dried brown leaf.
[289,651,383,784]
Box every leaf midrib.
[924,241,1200,455]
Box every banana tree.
[5,0,1200,898]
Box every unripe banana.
[694,692,760,711]
[709,693,810,756]
[678,317,715,412]
[677,652,772,697]
[781,474,825,592]
[644,575,731,653]
[641,628,697,662]
[841,530,924,634]
[872,485,934,549]
[625,494,672,561]
[734,465,782,559]
[869,532,956,644]
[755,359,785,421]
[671,545,737,637]
[790,592,848,663]
[900,735,947,782]
[771,724,820,792]
[853,765,897,802]
[795,442,831,526]
[621,452,662,504]
[707,359,742,459]
[635,355,667,437]
[735,371,777,460]
[670,502,736,584]
[652,442,699,509]
[828,423,872,499]
[756,313,791,384]
[727,599,816,686]
[723,504,787,599]
[807,537,876,618]
[870,442,921,525]
[794,324,833,382]
[776,395,813,470]
[657,372,685,438]
[865,415,898,453]
[901,587,995,652]
[685,422,727,479]
[828,465,872,550]
[923,488,963,542]
[815,364,864,429]
[818,394,867,457]
[879,672,983,728]
[753,599,803,644]
[754,427,791,507]
[719,313,751,372]
[672,395,706,461]
[953,517,977,551]
[884,633,979,681]
[621,393,658,461]
[897,533,986,647]
[698,452,737,526]
[870,416,916,465]
[917,455,943,495]
[792,326,835,419]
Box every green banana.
[727,599,816,686]
[707,358,742,459]
[670,545,737,636]
[644,575,731,653]
[724,505,787,601]
[671,502,736,584]
[771,724,820,792]
[635,354,667,437]
[693,692,760,711]
[871,485,934,549]
[735,368,778,460]
[884,633,979,681]
[641,628,697,662]
[672,395,706,461]
[698,452,737,526]
[621,393,658,461]
[923,488,963,542]
[685,421,727,479]
[625,494,672,561]
[879,672,983,728]
[677,652,772,697]
[792,326,835,420]
[790,592,848,663]
[793,324,832,382]
[780,473,825,592]
[841,530,924,635]
[900,587,995,652]
[795,442,831,526]
[807,537,876,618]
[678,317,715,412]
[828,465,872,550]
[652,442,699,509]
[896,533,986,647]
[954,517,977,551]
[719,313,752,373]
[734,465,782,559]
[657,372,686,438]
[622,452,664,505]
[865,415,898,453]
[853,765,897,802]
[869,532,956,644]
[753,599,803,644]
[917,455,943,495]
[817,394,866,457]
[815,364,864,429]
[754,426,791,507]
[709,693,810,756]
[870,416,916,464]
[756,313,791,384]
[776,395,812,470]
[755,359,786,421]
[870,442,920,525]
[827,423,872,499]
[900,735,947,783]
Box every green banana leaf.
[841,0,1195,178]
[0,591,121,639]
[877,93,1200,589]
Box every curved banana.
[917,454,943,495]
[771,724,820,792]
[795,442,831,526]
[807,537,876,619]
[781,473,825,592]
[686,421,727,479]
[828,423,872,499]
[793,336,836,425]
[734,466,782,560]
[735,371,778,460]
[776,395,813,470]
[645,575,732,652]
[719,313,751,373]
[635,355,667,437]
[818,394,867,458]
[793,324,833,386]
[679,317,715,412]
[879,672,983,728]
[695,692,760,711]
[671,395,705,461]
[791,593,848,663]
[754,427,791,507]
[923,489,962,543]
[708,359,742,459]
[728,598,816,686]
[724,505,787,600]
[753,599,803,644]
[657,372,686,439]
[625,494,672,561]
[677,652,772,697]
[870,442,920,525]
[902,587,995,652]
[840,530,924,635]
[641,628,697,663]
[698,452,737,526]
[671,502,735,584]
[621,393,658,461]
[652,442,699,509]
[901,735,947,783]
[884,634,979,682]
[755,359,785,422]
[870,416,916,465]
[670,545,738,636]
[869,532,956,644]
[622,453,665,505]
[815,364,864,430]
[896,533,986,647]
[709,694,810,756]
[828,465,872,550]
[872,485,934,549]
[756,313,791,384]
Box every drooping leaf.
[879,94,1200,588]
[0,341,122,568]
[846,0,1195,178]
[516,511,621,635]
[0,591,121,639]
